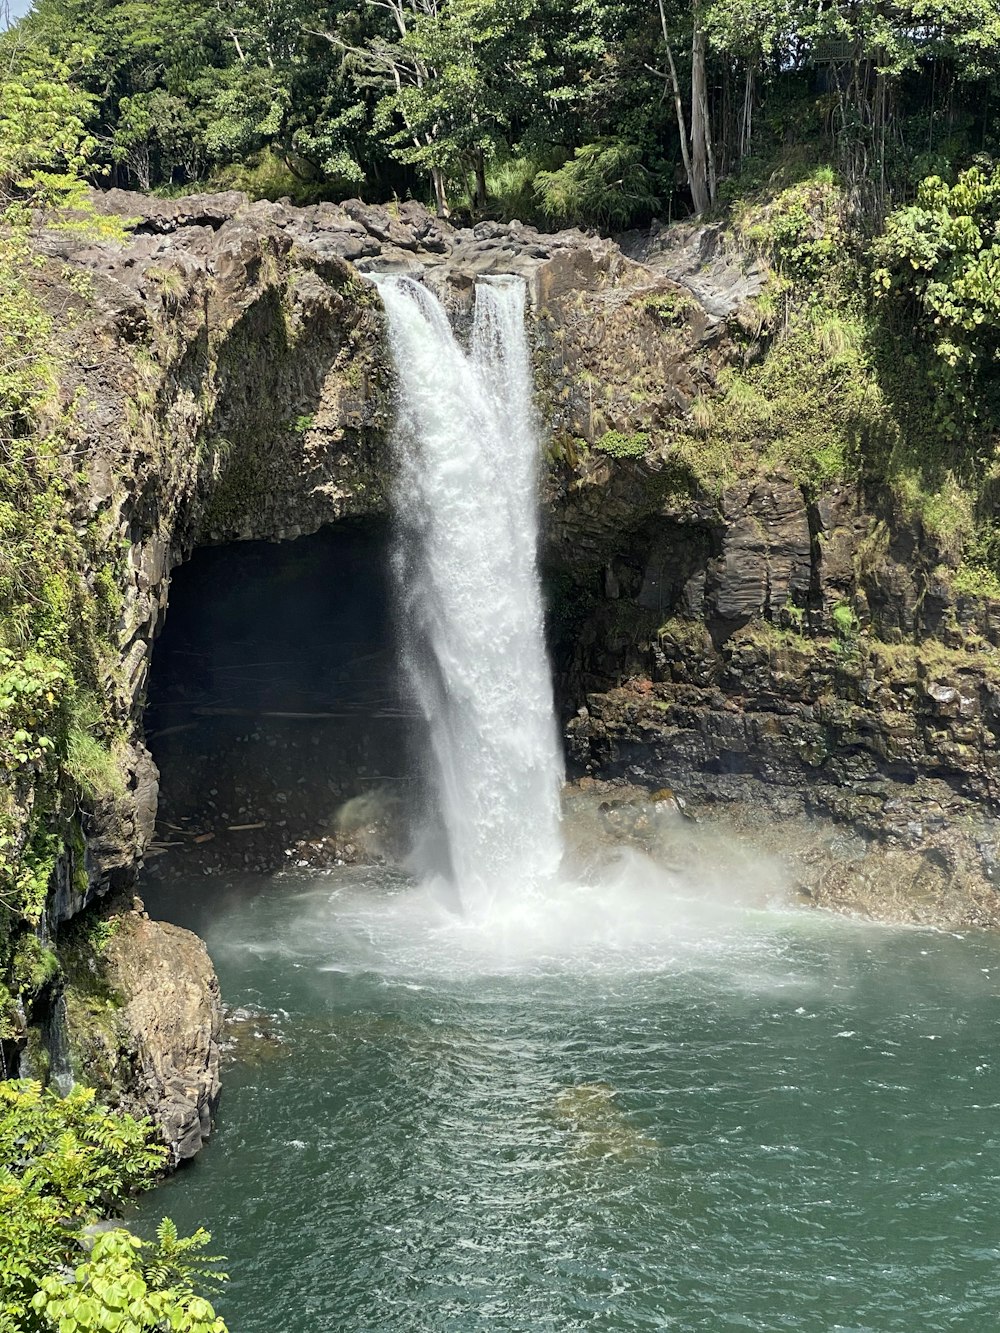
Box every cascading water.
[371,274,563,911]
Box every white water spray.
[372,274,564,911]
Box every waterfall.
[372,274,564,911]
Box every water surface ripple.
[142,869,1000,1332]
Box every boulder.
[65,914,222,1163]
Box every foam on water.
[199,812,859,991]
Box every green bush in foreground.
[0,1080,228,1333]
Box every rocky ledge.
[551,469,1000,928]
[50,187,1000,928]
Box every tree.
[649,0,715,214]
[873,164,1000,430]
[0,33,96,203]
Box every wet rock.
[100,916,222,1162]
[566,645,1000,928]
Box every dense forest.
[2,0,999,224]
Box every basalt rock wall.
[32,189,1000,925]
[10,189,1000,1139]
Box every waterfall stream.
[372,274,564,911]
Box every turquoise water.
[140,858,1000,1332]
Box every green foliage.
[0,90,135,1047]
[31,1227,227,1333]
[594,429,649,459]
[0,1082,227,1333]
[0,192,132,931]
[952,559,1000,600]
[11,937,60,997]
[535,139,659,231]
[831,601,859,639]
[0,652,64,771]
[675,297,887,494]
[641,291,695,326]
[732,168,846,285]
[873,164,1000,433]
[210,149,335,207]
[5,0,997,223]
[64,728,126,805]
[0,37,97,205]
[455,149,565,224]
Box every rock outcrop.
[10,185,1000,1134]
[63,911,221,1161]
[28,187,673,917]
[44,188,1000,929]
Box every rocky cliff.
[4,187,1000,1144]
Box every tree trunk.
[431,165,450,217]
[740,65,754,161]
[658,1,695,206]
[689,21,710,214]
[474,147,488,210]
[658,0,715,217]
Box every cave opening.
[143,521,417,881]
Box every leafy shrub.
[209,147,336,206]
[872,164,1000,434]
[0,41,96,205]
[594,430,649,459]
[31,1224,227,1333]
[0,1080,228,1333]
[534,139,659,231]
[732,168,845,284]
[831,602,858,638]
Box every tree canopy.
[1,0,996,223]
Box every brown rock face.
[709,477,813,625]
[22,190,652,1140]
[83,916,222,1162]
[30,187,655,924]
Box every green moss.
[657,616,714,649]
[673,296,888,496]
[57,910,128,1086]
[547,433,590,468]
[594,429,648,459]
[20,1024,51,1082]
[832,602,859,638]
[12,935,59,998]
[0,981,21,1041]
[740,618,818,659]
